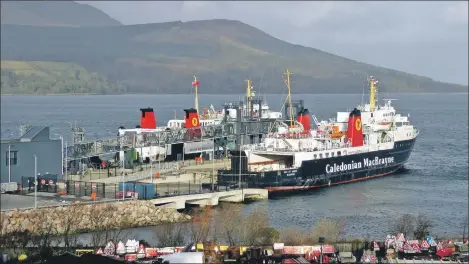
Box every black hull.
[218,137,417,194]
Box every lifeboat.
[329,125,344,138]
[372,122,391,131]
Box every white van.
[160,252,204,264]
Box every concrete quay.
[67,159,229,184]
[150,188,269,209]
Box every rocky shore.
[1,200,191,235]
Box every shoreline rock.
[1,200,191,236]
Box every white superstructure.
[241,75,419,173]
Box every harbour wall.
[0,200,191,235]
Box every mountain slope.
[1,60,126,94]
[0,1,121,27]
[1,19,467,94]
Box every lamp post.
[60,136,63,180]
[319,237,325,264]
[8,145,11,182]
[212,138,215,192]
[33,155,38,209]
[64,141,68,181]
[121,159,125,201]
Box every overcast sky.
[81,1,468,85]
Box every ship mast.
[246,79,252,114]
[192,75,200,114]
[369,76,378,111]
[284,69,294,127]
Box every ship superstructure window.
[5,151,18,166]
[314,154,317,159]
[319,153,323,158]
[337,151,341,156]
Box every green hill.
[1,20,467,94]
[1,60,126,95]
[0,1,121,27]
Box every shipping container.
[119,182,155,200]
[143,183,156,199]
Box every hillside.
[1,60,126,95]
[1,20,467,95]
[0,1,121,27]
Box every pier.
[150,188,268,209]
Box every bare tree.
[279,227,312,245]
[188,206,213,243]
[61,203,85,250]
[153,222,186,247]
[30,212,60,260]
[310,218,345,243]
[0,231,33,257]
[243,208,271,246]
[215,204,244,246]
[89,203,129,248]
[393,214,415,238]
[413,213,433,240]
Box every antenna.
[361,72,368,106]
[284,69,294,128]
[192,76,200,114]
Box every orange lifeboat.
[329,125,344,138]
[380,122,390,125]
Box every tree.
[413,213,433,240]
[243,208,272,246]
[311,218,346,243]
[188,206,213,243]
[393,214,415,238]
[215,204,244,246]
[60,202,85,250]
[0,231,33,258]
[88,203,129,248]
[279,227,312,245]
[153,222,186,247]
[30,212,60,260]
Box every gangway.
[311,115,320,128]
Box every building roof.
[20,126,47,142]
[1,126,51,143]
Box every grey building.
[1,126,62,184]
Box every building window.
[6,151,18,166]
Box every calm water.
[1,93,468,242]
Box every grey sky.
[81,1,468,85]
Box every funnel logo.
[191,117,198,127]
[355,119,362,131]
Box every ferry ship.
[218,70,419,193]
